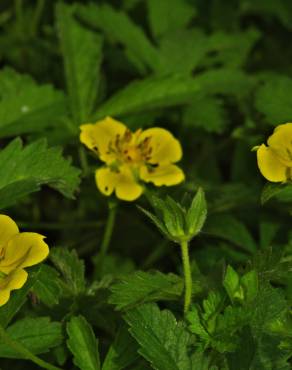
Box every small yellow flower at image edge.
[255,122,292,182]
[0,215,49,306]
[80,116,185,201]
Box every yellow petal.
[115,166,143,201]
[0,233,49,274]
[96,165,143,201]
[95,167,119,196]
[80,117,127,163]
[140,164,185,186]
[0,269,28,306]
[267,123,292,166]
[0,215,19,247]
[257,144,288,182]
[139,128,182,165]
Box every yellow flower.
[80,117,185,201]
[0,215,49,306]
[255,123,292,182]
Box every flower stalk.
[98,201,118,264]
[180,240,192,315]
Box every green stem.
[98,201,118,263]
[31,0,45,36]
[0,324,62,370]
[78,146,90,177]
[180,240,192,315]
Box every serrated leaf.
[183,96,227,133]
[155,29,208,75]
[67,315,100,370]
[261,183,292,204]
[124,303,193,370]
[227,327,256,370]
[164,196,186,237]
[138,206,170,239]
[147,0,196,39]
[0,317,62,358]
[251,282,288,335]
[78,3,159,74]
[93,69,251,119]
[0,138,80,209]
[0,68,66,138]
[255,75,292,125]
[186,307,209,341]
[56,3,103,122]
[202,291,223,325]
[50,247,85,295]
[31,265,62,307]
[102,325,138,370]
[195,68,253,96]
[94,74,201,118]
[223,265,241,301]
[186,188,207,237]
[109,271,183,310]
[204,29,260,68]
[241,270,258,303]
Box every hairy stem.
[98,201,118,263]
[180,240,192,315]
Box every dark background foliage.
[0,0,292,369]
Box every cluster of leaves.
[0,0,292,369]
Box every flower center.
[108,129,153,166]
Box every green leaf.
[109,271,183,310]
[195,68,253,96]
[67,315,100,370]
[155,29,208,75]
[205,214,257,253]
[94,74,200,118]
[50,247,86,295]
[261,183,292,204]
[94,69,251,119]
[0,317,62,358]
[251,282,288,335]
[0,138,80,209]
[186,307,210,342]
[186,188,207,237]
[138,206,170,240]
[183,95,227,133]
[0,265,42,328]
[241,270,258,303]
[223,265,241,302]
[214,306,251,353]
[162,196,185,239]
[102,325,138,370]
[124,303,193,370]
[31,265,62,307]
[0,68,66,138]
[227,327,256,370]
[147,0,196,39]
[56,3,103,122]
[204,29,260,68]
[255,75,292,125]
[78,3,159,74]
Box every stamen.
[0,248,5,261]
